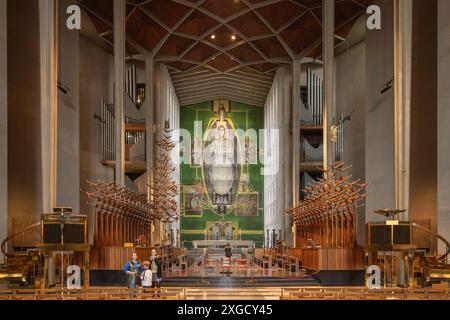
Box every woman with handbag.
[123,252,143,293]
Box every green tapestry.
[180,101,264,248]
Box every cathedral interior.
[0,0,450,301]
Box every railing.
[281,287,450,300]
[1,222,41,260]
[0,287,186,300]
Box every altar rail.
[259,247,365,270]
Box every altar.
[192,240,255,249]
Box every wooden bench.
[284,256,301,272]
[0,290,13,300]
[261,254,273,269]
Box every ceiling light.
[231,35,236,40]
[211,34,216,39]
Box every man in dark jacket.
[225,243,232,258]
[150,248,163,297]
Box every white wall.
[438,0,450,257]
[57,0,80,212]
[79,36,115,242]
[263,65,292,246]
[335,41,366,244]
[364,0,396,224]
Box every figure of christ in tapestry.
[202,105,242,215]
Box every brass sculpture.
[288,162,367,248]
[149,120,180,224]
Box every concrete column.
[438,0,450,257]
[57,0,80,211]
[279,67,287,245]
[365,0,395,223]
[409,0,437,251]
[145,54,154,242]
[393,0,412,217]
[291,60,301,205]
[0,0,7,262]
[288,61,301,247]
[285,61,301,247]
[39,0,58,212]
[322,0,335,170]
[114,0,126,186]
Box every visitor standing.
[225,243,233,258]
[123,252,142,297]
[141,261,152,292]
[150,248,163,297]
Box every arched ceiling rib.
[80,0,372,107]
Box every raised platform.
[89,270,321,288]
[192,240,255,248]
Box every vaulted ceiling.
[80,0,372,106]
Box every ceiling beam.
[241,0,296,60]
[179,94,264,107]
[176,84,267,99]
[145,0,207,58]
[177,87,266,101]
[295,9,365,59]
[178,90,265,102]
[171,71,274,86]
[173,76,272,89]
[175,83,269,97]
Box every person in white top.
[141,261,152,291]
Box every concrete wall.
[7,0,43,233]
[57,0,80,212]
[264,66,292,246]
[409,0,438,251]
[0,0,7,260]
[335,41,366,244]
[79,35,115,241]
[364,0,396,223]
[438,0,450,256]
